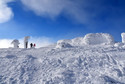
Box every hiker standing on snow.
[34,43,36,48]
[30,43,33,48]
[24,36,30,48]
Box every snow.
[56,40,72,48]
[72,37,85,46]
[114,42,124,48]
[56,33,114,48]
[56,37,85,48]
[1,33,125,84]
[83,33,115,45]
[121,33,125,43]
[11,39,20,48]
[24,36,30,48]
[24,36,30,42]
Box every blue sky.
[0,0,125,47]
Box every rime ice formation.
[24,36,30,48]
[11,39,20,48]
[56,40,72,48]
[83,33,114,45]
[121,33,125,43]
[56,33,114,48]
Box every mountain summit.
[0,33,125,84]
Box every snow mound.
[56,40,72,48]
[83,33,114,45]
[71,37,84,45]
[56,37,85,48]
[114,42,124,47]
[121,32,125,43]
[56,33,115,48]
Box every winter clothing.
[34,44,36,48]
[30,43,33,48]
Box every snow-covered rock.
[83,33,115,45]
[121,33,125,43]
[114,42,124,47]
[56,33,115,48]
[72,37,84,46]
[56,40,72,48]
[11,39,20,48]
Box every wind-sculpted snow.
[56,40,73,48]
[83,33,115,45]
[121,33,125,43]
[56,33,114,48]
[0,45,125,84]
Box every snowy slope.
[1,45,125,84]
[1,33,125,84]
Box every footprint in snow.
[6,55,16,59]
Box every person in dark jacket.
[30,43,33,48]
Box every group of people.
[30,43,36,48]
[24,36,36,48]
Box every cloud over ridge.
[0,0,14,23]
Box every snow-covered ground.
[1,33,125,84]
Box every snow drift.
[56,33,114,48]
[114,42,125,48]
[56,40,72,48]
[83,33,115,45]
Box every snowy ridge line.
[1,33,125,83]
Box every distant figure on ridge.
[11,39,20,48]
[24,36,30,48]
[30,43,33,48]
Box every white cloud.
[21,0,89,23]
[0,39,13,48]
[0,37,54,48]
[21,0,69,18]
[0,0,14,23]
